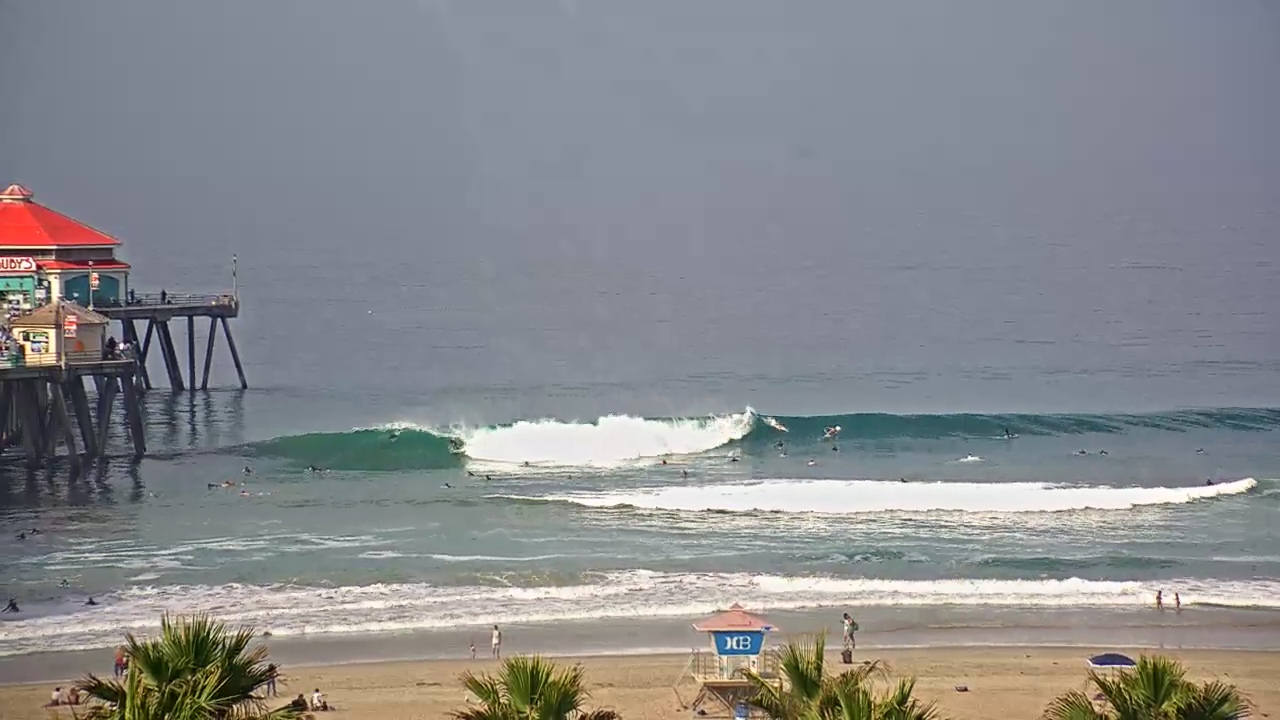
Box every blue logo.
[713,631,765,656]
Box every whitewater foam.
[2,571,1277,657]
[532,478,1258,514]
[458,410,755,467]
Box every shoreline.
[3,604,1279,686]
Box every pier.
[0,183,249,467]
[98,292,247,392]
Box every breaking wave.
[245,407,1280,471]
[527,478,1259,514]
[3,572,1278,657]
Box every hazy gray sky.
[1,2,1277,409]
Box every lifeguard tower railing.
[690,646,781,681]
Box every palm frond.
[1175,679,1251,720]
[1042,689,1107,720]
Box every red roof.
[0,184,122,248]
[38,259,131,271]
[692,603,776,632]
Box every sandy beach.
[3,646,1276,720]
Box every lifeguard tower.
[674,604,780,718]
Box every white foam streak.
[542,478,1258,514]
[458,410,755,467]
[2,571,1276,657]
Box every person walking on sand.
[491,625,502,659]
[1175,592,1182,612]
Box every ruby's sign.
[0,256,37,273]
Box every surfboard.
[763,416,789,432]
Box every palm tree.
[74,614,299,720]
[451,655,618,720]
[1043,654,1251,720]
[743,633,940,720]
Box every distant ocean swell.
[3,572,1279,657]
[246,407,1280,471]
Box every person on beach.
[1156,590,1164,611]
[114,647,127,677]
[470,640,477,659]
[311,688,329,711]
[265,663,278,696]
[1175,592,1182,612]
[842,612,859,651]
[491,625,502,659]
[289,694,308,712]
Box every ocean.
[2,0,1280,664]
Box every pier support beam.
[221,317,248,389]
[124,318,152,391]
[157,321,185,391]
[187,316,196,394]
[48,382,80,471]
[95,377,118,453]
[138,319,155,390]
[18,382,43,468]
[121,375,147,458]
[67,378,98,458]
[200,317,217,390]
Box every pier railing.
[90,293,238,310]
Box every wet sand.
[3,646,1276,720]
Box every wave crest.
[530,478,1258,514]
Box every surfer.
[729,456,740,463]
[243,466,254,475]
[899,477,908,483]
[1002,427,1013,439]
[2,598,19,613]
[832,445,839,452]
[807,459,816,467]
[1098,450,1108,456]
[84,597,97,606]
[443,483,453,489]
[1205,478,1214,486]
[1195,448,1205,454]
[681,469,689,478]
[822,425,841,440]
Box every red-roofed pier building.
[0,184,129,309]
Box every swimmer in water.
[1196,448,1205,454]
[243,466,254,475]
[832,445,839,452]
[681,469,689,478]
[443,483,453,489]
[729,456,740,463]
[485,475,492,481]
[1098,450,1108,456]
[467,471,476,477]
[2,598,18,613]
[58,579,69,588]
[85,597,97,606]
[807,459,816,466]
